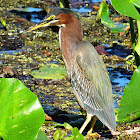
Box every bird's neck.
[59,17,83,77]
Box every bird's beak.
[26,20,51,32]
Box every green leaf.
[110,25,126,33]
[72,127,79,136]
[59,0,70,8]
[0,78,45,140]
[31,65,66,79]
[36,130,48,140]
[131,0,140,8]
[63,122,73,130]
[111,0,140,20]
[64,135,73,140]
[135,20,140,56]
[54,130,62,139]
[72,127,84,140]
[117,66,140,123]
[54,122,73,130]
[1,19,6,27]
[98,1,125,33]
[59,0,65,8]
[100,1,114,26]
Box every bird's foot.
[86,131,100,138]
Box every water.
[72,7,92,13]
[108,67,132,108]
[26,7,93,23]
[24,7,42,12]
[0,49,23,55]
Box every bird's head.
[27,8,79,32]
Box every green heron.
[28,8,116,135]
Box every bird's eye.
[47,15,55,21]
[50,15,55,20]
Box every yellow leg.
[79,114,92,134]
[87,116,98,135]
[87,116,97,134]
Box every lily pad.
[31,64,66,79]
[111,0,140,20]
[117,66,140,123]
[131,0,140,8]
[36,130,48,140]
[0,78,45,140]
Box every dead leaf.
[0,66,14,78]
[43,51,52,56]
[95,45,109,55]
[45,113,53,121]
[92,5,99,11]
[120,26,130,36]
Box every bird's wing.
[71,41,116,131]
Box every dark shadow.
[44,108,114,139]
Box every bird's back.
[71,41,116,131]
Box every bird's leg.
[79,114,92,134]
[87,116,98,135]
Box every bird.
[27,7,116,136]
